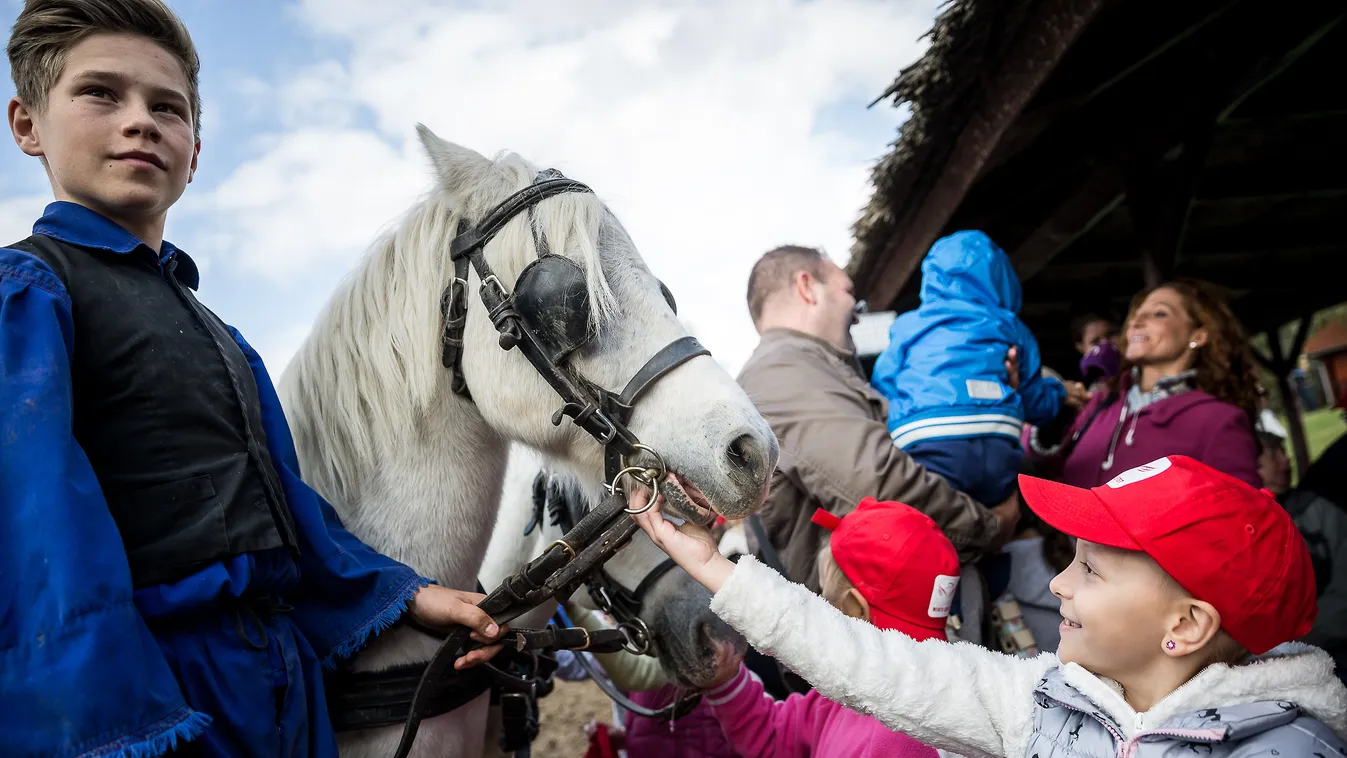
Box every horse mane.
[281,153,619,507]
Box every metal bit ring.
[623,443,668,482]
[619,618,653,655]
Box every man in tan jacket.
[738,245,1019,594]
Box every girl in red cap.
[701,499,957,757]
[634,456,1347,757]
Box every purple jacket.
[624,686,739,758]
[1029,384,1259,489]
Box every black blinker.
[513,254,594,363]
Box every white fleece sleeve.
[710,556,1056,758]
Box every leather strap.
[450,177,591,261]
[329,661,493,732]
[616,336,710,409]
[392,493,634,758]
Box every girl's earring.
[1165,640,1176,650]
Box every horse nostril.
[698,620,716,652]
[726,433,769,486]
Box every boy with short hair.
[1,2,500,755]
[636,456,1347,756]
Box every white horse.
[278,126,776,757]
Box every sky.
[1,0,942,376]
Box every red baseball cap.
[1018,455,1317,654]
[812,498,959,641]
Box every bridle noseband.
[440,167,710,489]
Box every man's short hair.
[8,0,201,139]
[746,244,830,324]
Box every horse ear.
[415,124,494,191]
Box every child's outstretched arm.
[633,482,1055,758]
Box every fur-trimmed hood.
[1055,642,1347,741]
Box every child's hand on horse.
[630,476,735,593]
[408,585,507,669]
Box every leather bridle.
[532,471,703,721]
[385,168,713,758]
[441,167,709,489]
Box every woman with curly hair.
[1027,279,1261,487]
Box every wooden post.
[1263,319,1314,476]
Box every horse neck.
[337,396,512,590]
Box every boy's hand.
[1004,346,1020,390]
[1063,380,1090,409]
[408,585,507,669]
[630,477,735,593]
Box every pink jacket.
[704,664,939,758]
[623,687,739,758]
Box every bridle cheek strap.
[608,336,710,419]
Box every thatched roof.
[848,0,1347,375]
[849,0,1036,287]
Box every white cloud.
[251,320,318,379]
[190,128,426,281]
[0,194,49,246]
[201,0,940,372]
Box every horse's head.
[417,125,776,518]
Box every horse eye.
[659,281,677,315]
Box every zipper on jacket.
[1115,727,1224,758]
[163,254,300,552]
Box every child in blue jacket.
[871,230,1082,506]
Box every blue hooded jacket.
[870,230,1064,449]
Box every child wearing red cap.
[634,456,1347,757]
[702,499,955,757]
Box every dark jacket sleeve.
[0,250,209,757]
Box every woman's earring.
[1165,640,1176,650]
[1188,341,1198,349]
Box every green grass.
[1300,407,1347,462]
[1277,408,1346,486]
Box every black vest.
[11,234,298,588]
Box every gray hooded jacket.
[1027,659,1344,756]
[711,555,1347,758]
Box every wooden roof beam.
[1010,161,1126,282]
[1218,12,1345,123]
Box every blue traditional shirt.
[0,202,427,757]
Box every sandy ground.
[531,679,617,758]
